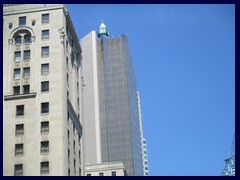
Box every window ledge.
[41,152,49,155]
[41,132,49,135]
[41,113,49,116]
[4,92,36,101]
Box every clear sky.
[67,4,235,176]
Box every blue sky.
[67,4,235,176]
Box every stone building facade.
[3,4,83,176]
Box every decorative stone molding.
[4,92,37,101]
[31,36,36,42]
[8,39,13,45]
[58,26,65,44]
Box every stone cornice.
[4,92,37,101]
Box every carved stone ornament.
[8,39,13,45]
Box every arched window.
[15,36,21,45]
[24,35,31,44]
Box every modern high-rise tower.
[221,134,235,176]
[137,91,149,176]
[82,22,143,176]
[3,4,83,176]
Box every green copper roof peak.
[98,20,109,38]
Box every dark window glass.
[42,30,49,39]
[42,14,49,24]
[74,159,76,170]
[67,73,69,85]
[111,171,116,176]
[15,144,23,156]
[66,57,68,68]
[23,67,30,78]
[41,102,49,114]
[14,164,23,176]
[41,64,49,75]
[24,50,30,60]
[40,161,49,174]
[41,81,49,92]
[41,121,49,133]
[24,35,31,43]
[15,36,21,44]
[23,85,30,94]
[14,52,21,62]
[41,46,49,57]
[68,149,70,162]
[13,86,20,95]
[73,140,75,153]
[14,69,21,79]
[86,174,91,176]
[19,16,26,26]
[16,105,24,116]
[16,124,24,136]
[99,172,104,176]
[41,141,49,153]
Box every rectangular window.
[15,51,21,62]
[14,69,21,79]
[41,63,49,75]
[41,81,49,92]
[86,174,91,176]
[40,161,49,174]
[77,97,79,107]
[73,140,75,153]
[77,82,79,92]
[67,91,69,99]
[23,85,30,94]
[41,141,49,154]
[79,168,81,176]
[23,67,30,78]
[66,57,68,68]
[68,130,70,140]
[67,73,69,85]
[99,172,104,176]
[41,46,49,57]
[73,123,75,134]
[41,102,49,114]
[111,171,116,176]
[68,149,70,162]
[41,121,49,134]
[19,16,26,26]
[16,124,24,136]
[14,164,23,176]
[67,111,70,123]
[66,41,69,52]
[24,50,30,60]
[13,86,20,95]
[16,105,24,116]
[42,14,49,24]
[15,144,23,156]
[42,30,49,40]
[68,168,70,176]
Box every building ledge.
[4,92,37,101]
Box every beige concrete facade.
[81,31,102,165]
[3,4,83,176]
[85,162,126,176]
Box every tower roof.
[98,21,109,38]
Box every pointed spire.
[98,20,109,38]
